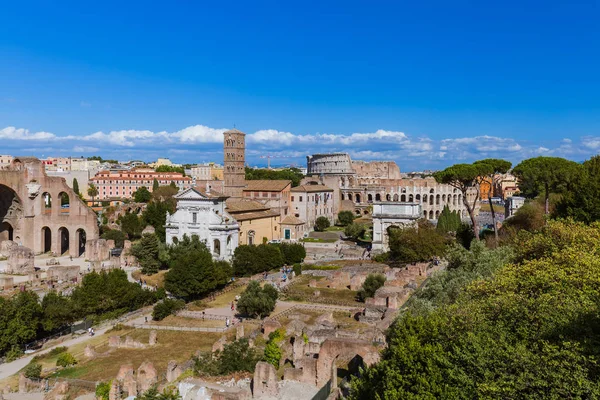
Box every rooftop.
[226,199,269,213]
[243,180,292,192]
[291,183,334,193]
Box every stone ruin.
[261,319,282,339]
[85,238,113,263]
[0,277,14,291]
[108,330,157,349]
[253,362,279,398]
[111,361,158,399]
[1,243,35,274]
[46,265,80,283]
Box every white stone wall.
[372,202,421,252]
[291,190,335,229]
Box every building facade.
[306,152,478,220]
[223,129,246,199]
[226,200,281,245]
[165,187,239,260]
[0,155,14,168]
[372,202,421,252]
[243,180,292,218]
[504,196,525,218]
[189,163,224,181]
[291,181,335,229]
[90,168,192,200]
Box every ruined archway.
[0,184,22,244]
[58,227,69,255]
[316,338,380,388]
[42,192,52,214]
[42,226,52,253]
[77,228,86,257]
[0,222,13,242]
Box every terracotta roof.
[226,199,269,212]
[232,209,280,221]
[243,180,291,192]
[280,215,305,225]
[191,187,227,199]
[291,184,334,193]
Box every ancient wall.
[0,157,99,256]
[351,160,401,179]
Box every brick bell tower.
[223,128,246,199]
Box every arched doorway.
[423,210,428,219]
[213,239,221,257]
[355,193,361,203]
[429,210,434,219]
[42,227,52,253]
[375,193,381,201]
[77,228,86,257]
[58,227,69,255]
[0,184,22,243]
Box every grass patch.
[149,315,226,328]
[303,265,341,271]
[50,329,221,382]
[479,202,505,214]
[301,238,337,243]
[325,226,344,231]
[284,275,362,305]
[131,269,167,288]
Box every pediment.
[174,187,209,200]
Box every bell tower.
[223,128,246,199]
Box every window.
[299,196,303,202]
[192,212,197,223]
[291,196,294,201]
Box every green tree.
[164,235,231,299]
[153,178,159,191]
[314,216,331,232]
[41,291,73,333]
[513,156,582,214]
[95,381,111,400]
[434,162,493,240]
[23,363,42,379]
[388,221,448,264]
[101,228,126,248]
[119,212,143,240]
[245,167,304,187]
[278,243,306,264]
[358,274,386,301]
[131,233,162,274]
[134,186,152,203]
[142,198,175,242]
[56,352,77,367]
[337,210,355,226]
[236,281,278,319]
[344,223,366,239]
[155,165,185,175]
[264,328,286,367]
[72,178,80,195]
[436,205,462,233]
[195,338,262,375]
[152,298,185,321]
[555,155,600,223]
[473,159,512,243]
[87,183,98,206]
[232,245,284,276]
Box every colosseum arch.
[409,194,413,202]
[422,194,427,203]
[436,194,440,205]
[375,193,381,201]
[400,194,406,202]
[393,194,399,201]
[386,194,391,201]
[355,193,361,203]
[435,210,440,219]
[367,194,373,202]
[423,210,428,219]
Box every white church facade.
[165,187,239,261]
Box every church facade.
[165,187,239,261]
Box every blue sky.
[1,0,599,170]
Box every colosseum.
[306,153,479,220]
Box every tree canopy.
[236,281,278,319]
[314,216,330,232]
[433,162,493,240]
[164,235,231,299]
[133,186,152,203]
[387,221,448,264]
[337,210,355,226]
[555,155,600,223]
[512,156,582,214]
[351,220,600,399]
[245,167,304,187]
[232,244,284,276]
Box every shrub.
[358,274,386,301]
[293,263,302,276]
[279,243,306,264]
[95,381,111,400]
[233,244,284,276]
[194,338,262,375]
[388,220,448,264]
[24,362,42,379]
[47,346,68,357]
[56,352,77,367]
[337,211,355,226]
[152,298,185,321]
[264,329,286,367]
[344,223,366,239]
[314,216,331,232]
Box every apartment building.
[90,168,192,200]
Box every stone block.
[252,362,278,398]
[166,360,184,383]
[236,324,244,340]
[108,336,121,348]
[0,277,14,290]
[136,361,158,393]
[83,345,97,358]
[283,367,304,382]
[5,245,34,274]
[149,330,157,345]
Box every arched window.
[248,230,255,245]
[42,192,52,214]
[367,194,373,202]
[213,239,221,257]
[409,194,413,202]
[77,228,86,257]
[355,193,361,203]
[400,194,406,202]
[375,193,381,201]
[386,194,391,201]
[59,192,70,215]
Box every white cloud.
[0,126,55,140]
[582,137,600,150]
[73,146,99,152]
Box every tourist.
[226,318,230,328]
[231,301,235,311]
